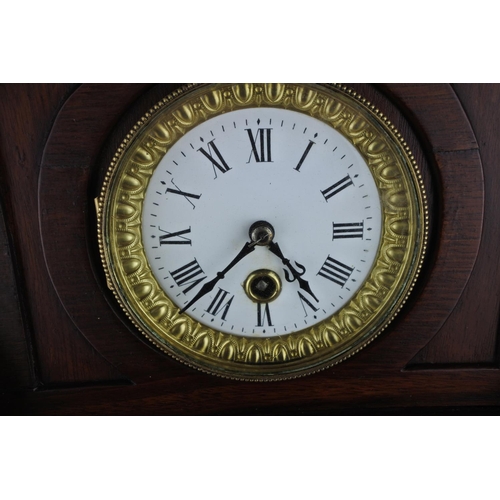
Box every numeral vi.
[257,302,273,327]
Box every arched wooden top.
[38,84,483,391]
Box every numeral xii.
[246,128,272,163]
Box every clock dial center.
[249,220,275,246]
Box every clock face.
[98,83,428,380]
[141,107,382,337]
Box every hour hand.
[267,241,319,302]
[179,241,256,314]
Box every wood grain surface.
[1,83,498,415]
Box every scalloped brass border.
[97,83,428,381]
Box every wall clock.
[97,83,428,381]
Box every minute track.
[141,104,383,337]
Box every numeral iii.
[332,221,364,240]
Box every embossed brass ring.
[97,83,428,381]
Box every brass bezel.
[97,83,428,381]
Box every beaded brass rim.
[97,83,428,381]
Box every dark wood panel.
[377,83,478,152]
[0,197,31,389]
[352,84,485,367]
[410,84,500,365]
[39,84,191,384]
[0,84,125,386]
[5,366,500,415]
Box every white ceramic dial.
[142,107,382,337]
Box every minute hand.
[179,241,256,314]
[267,241,319,303]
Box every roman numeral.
[170,259,206,294]
[198,140,231,176]
[246,128,272,163]
[297,291,319,317]
[206,288,234,321]
[321,175,353,201]
[158,227,191,245]
[317,256,354,288]
[332,221,364,240]
[294,140,315,171]
[257,302,273,327]
[166,187,201,200]
[166,179,201,209]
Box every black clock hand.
[267,241,319,303]
[179,240,258,314]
